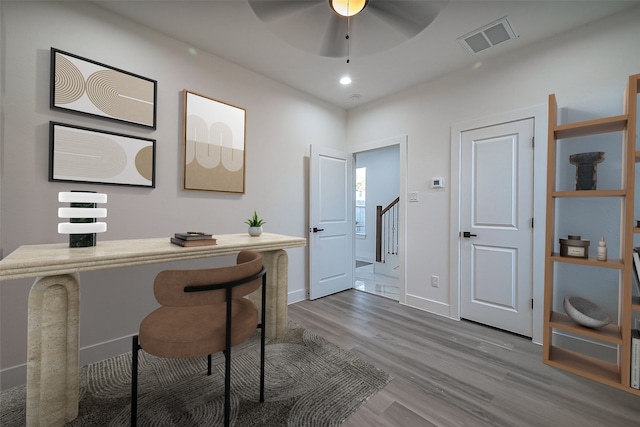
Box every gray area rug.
[1,322,390,426]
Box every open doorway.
[353,144,400,301]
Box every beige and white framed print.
[183,90,246,193]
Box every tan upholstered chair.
[131,250,266,427]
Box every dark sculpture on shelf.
[569,151,605,190]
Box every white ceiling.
[92,0,639,109]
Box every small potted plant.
[245,211,265,237]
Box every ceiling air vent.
[458,17,518,55]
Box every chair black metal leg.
[207,354,212,376]
[224,349,231,427]
[260,272,266,402]
[224,287,232,427]
[131,336,139,427]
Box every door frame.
[450,105,547,344]
[351,135,408,304]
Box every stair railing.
[376,197,399,263]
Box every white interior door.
[309,145,354,300]
[460,119,534,337]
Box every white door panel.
[461,119,533,337]
[474,137,516,227]
[472,245,517,309]
[309,145,354,300]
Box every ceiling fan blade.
[249,0,321,23]
[367,1,443,38]
[320,14,348,58]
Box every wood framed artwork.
[50,48,157,129]
[49,122,156,188]
[183,90,246,193]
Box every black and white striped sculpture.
[58,191,107,247]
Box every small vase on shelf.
[248,226,263,237]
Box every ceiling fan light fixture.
[340,76,352,85]
[329,0,368,17]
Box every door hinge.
[532,136,535,148]
[531,218,534,229]
[531,299,534,309]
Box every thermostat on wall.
[432,177,445,189]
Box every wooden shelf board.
[549,254,624,269]
[553,115,627,139]
[550,311,622,344]
[551,189,626,198]
[634,227,640,234]
[546,348,640,395]
[632,296,640,311]
[547,347,620,384]
[624,386,640,396]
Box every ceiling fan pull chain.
[346,33,350,63]
[346,9,351,63]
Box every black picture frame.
[50,48,157,129]
[49,122,156,188]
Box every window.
[355,167,366,235]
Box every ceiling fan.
[248,0,444,59]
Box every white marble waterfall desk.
[0,233,306,427]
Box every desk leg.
[26,273,80,427]
[249,249,288,339]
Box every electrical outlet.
[431,275,439,288]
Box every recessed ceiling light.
[340,76,352,85]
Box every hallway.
[354,261,399,301]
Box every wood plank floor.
[288,290,640,427]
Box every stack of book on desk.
[170,232,217,247]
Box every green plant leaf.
[245,211,266,226]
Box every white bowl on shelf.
[563,295,612,328]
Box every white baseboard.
[79,335,134,367]
[288,288,307,304]
[0,364,26,391]
[1,335,134,391]
[404,293,452,319]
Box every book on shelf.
[170,236,217,247]
[632,329,640,390]
[632,248,640,296]
[174,232,213,241]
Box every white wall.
[345,6,640,340]
[354,145,400,262]
[0,1,345,389]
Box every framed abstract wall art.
[183,90,246,193]
[49,122,156,188]
[50,48,157,128]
